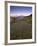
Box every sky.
[10,6,32,17]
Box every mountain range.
[10,14,32,24]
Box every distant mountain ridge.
[10,14,32,20]
[10,14,32,24]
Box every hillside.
[10,14,32,40]
[10,14,32,24]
